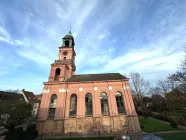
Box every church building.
[37,31,141,135]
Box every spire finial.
[70,25,71,32]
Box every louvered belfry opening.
[54,68,61,81]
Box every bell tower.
[48,31,76,82]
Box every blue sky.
[0,0,186,94]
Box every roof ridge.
[24,91,33,93]
[66,73,127,82]
[74,73,120,76]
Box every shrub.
[140,125,144,130]
[136,110,152,117]
[4,124,38,140]
[176,117,186,126]
[150,112,186,126]
[169,117,178,127]
[136,110,143,116]
[151,112,169,122]
[144,110,152,117]
[170,121,178,127]
[0,131,8,136]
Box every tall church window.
[54,68,60,81]
[100,92,109,116]
[115,92,125,114]
[85,93,93,116]
[69,94,77,117]
[48,94,57,119]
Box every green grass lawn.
[158,132,186,140]
[139,116,180,133]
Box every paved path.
[143,130,186,134]
[156,130,186,134]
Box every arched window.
[69,94,77,117]
[54,68,61,81]
[48,94,57,119]
[100,92,109,116]
[85,93,93,116]
[115,92,125,114]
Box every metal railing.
[55,59,73,63]
[54,59,76,70]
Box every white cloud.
[0,36,13,45]
[1,0,186,92]
[98,31,110,40]
[0,25,10,39]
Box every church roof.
[64,31,73,38]
[66,73,128,82]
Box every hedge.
[137,110,186,127]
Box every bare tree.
[130,73,150,96]
[168,47,186,116]
[130,73,150,115]
[156,80,173,95]
[150,86,167,112]
[169,47,186,92]
[5,89,19,93]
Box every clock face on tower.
[63,51,68,55]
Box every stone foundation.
[36,115,140,135]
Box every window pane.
[115,92,125,114]
[48,94,57,119]
[85,93,93,116]
[118,96,122,102]
[89,102,92,108]
[120,101,124,107]
[48,108,55,119]
[116,96,119,102]
[117,102,120,107]
[100,92,109,116]
[69,94,77,117]
[85,96,88,102]
[118,107,125,114]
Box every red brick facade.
[36,31,141,135]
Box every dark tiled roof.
[22,90,38,104]
[66,73,128,82]
[35,94,42,100]
[0,91,24,101]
